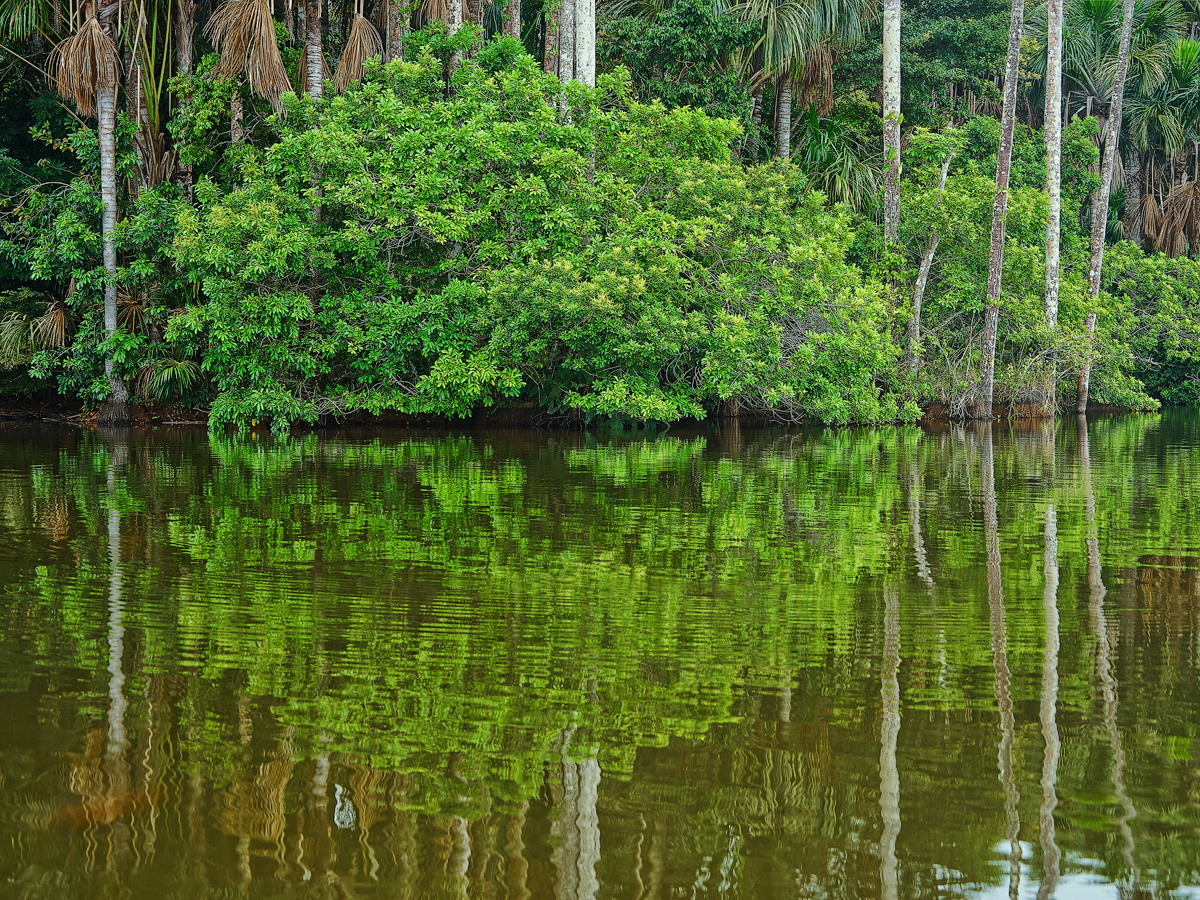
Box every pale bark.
[557,0,574,113]
[882,0,901,244]
[175,0,194,77]
[97,71,131,424]
[504,0,520,39]
[974,0,1026,420]
[1044,0,1063,328]
[1079,0,1135,413]
[386,0,406,60]
[906,151,951,375]
[777,79,791,160]
[174,0,195,197]
[306,0,324,98]
[575,0,594,87]
[543,1,558,76]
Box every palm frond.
[0,311,34,367]
[136,354,201,400]
[32,300,69,347]
[205,0,291,106]
[332,12,381,92]
[49,12,118,117]
[1151,179,1200,256]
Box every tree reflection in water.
[0,416,1198,898]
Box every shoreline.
[0,397,1156,430]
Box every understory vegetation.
[2,0,1200,429]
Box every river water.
[0,413,1197,899]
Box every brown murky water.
[0,413,1198,899]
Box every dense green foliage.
[1,0,1199,428]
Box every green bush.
[175,34,915,430]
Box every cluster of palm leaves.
[1025,0,1200,256]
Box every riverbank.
[0,396,1151,429]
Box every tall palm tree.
[1132,38,1200,253]
[735,0,873,160]
[975,0,1027,420]
[1078,0,1135,413]
[882,0,898,242]
[50,0,131,423]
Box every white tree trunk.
[975,0,1026,419]
[306,0,323,98]
[777,80,791,160]
[557,0,574,113]
[1044,0,1063,328]
[882,0,901,244]
[906,151,951,374]
[575,0,594,87]
[387,0,406,60]
[1079,0,1136,412]
[97,79,130,421]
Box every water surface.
[0,414,1198,899]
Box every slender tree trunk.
[174,0,195,196]
[906,151,952,375]
[974,0,1026,420]
[1044,0,1063,329]
[97,81,130,423]
[306,0,324,97]
[557,0,574,113]
[543,1,558,75]
[777,79,791,160]
[882,0,901,244]
[387,0,406,60]
[504,0,520,40]
[1079,0,1135,413]
[575,0,594,87]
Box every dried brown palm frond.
[32,300,70,348]
[117,288,148,333]
[1141,190,1162,244]
[796,41,836,114]
[205,0,291,106]
[332,12,382,93]
[49,12,118,117]
[418,0,446,27]
[1150,180,1200,257]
